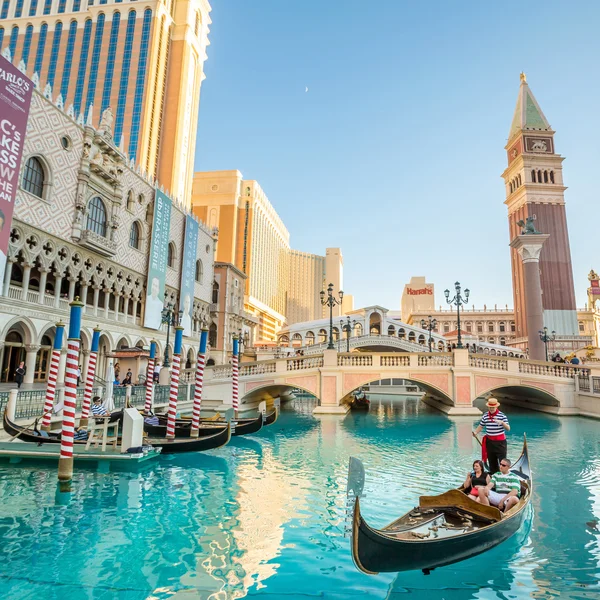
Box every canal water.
[0,396,598,599]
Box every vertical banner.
[144,188,172,329]
[0,56,33,286]
[179,215,199,337]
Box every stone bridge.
[199,349,597,416]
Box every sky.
[194,1,600,312]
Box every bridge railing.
[337,352,453,368]
[206,355,325,380]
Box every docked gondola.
[3,410,66,444]
[347,436,532,574]
[145,421,231,454]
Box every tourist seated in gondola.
[91,396,111,418]
[463,459,490,501]
[74,426,88,441]
[478,458,521,512]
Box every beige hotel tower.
[0,0,211,203]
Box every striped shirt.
[491,471,521,497]
[91,403,107,416]
[479,410,508,437]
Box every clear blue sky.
[194,1,600,311]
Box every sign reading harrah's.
[0,55,33,287]
[406,287,433,295]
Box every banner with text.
[144,189,172,329]
[179,215,199,337]
[0,55,33,287]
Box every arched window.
[167,242,175,267]
[544,170,548,183]
[209,323,217,347]
[195,259,203,283]
[292,333,302,346]
[398,328,405,339]
[319,329,327,343]
[129,221,140,249]
[305,331,315,346]
[418,334,425,345]
[531,170,536,183]
[538,170,542,182]
[86,197,107,237]
[408,331,416,342]
[387,325,395,336]
[126,190,134,211]
[550,171,554,183]
[212,281,219,304]
[500,337,506,346]
[499,321,505,332]
[22,157,45,198]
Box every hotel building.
[0,0,211,203]
[192,170,346,340]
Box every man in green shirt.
[478,458,521,512]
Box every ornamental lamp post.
[161,294,183,367]
[420,315,437,353]
[444,282,470,349]
[320,283,343,350]
[340,316,357,353]
[538,326,556,362]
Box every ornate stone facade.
[0,79,215,384]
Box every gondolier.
[474,397,510,474]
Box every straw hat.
[486,397,500,408]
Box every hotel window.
[15,0,24,17]
[0,0,9,19]
[114,10,136,141]
[500,337,506,346]
[86,197,108,237]
[128,8,152,159]
[466,322,472,333]
[21,24,33,66]
[42,0,51,15]
[499,321,505,332]
[477,322,483,333]
[195,260,203,283]
[57,0,65,12]
[60,21,77,99]
[22,157,45,198]
[126,190,134,211]
[488,323,494,332]
[129,222,140,249]
[443,323,449,333]
[34,22,48,74]
[28,0,36,16]
[510,321,516,332]
[73,19,92,115]
[72,0,80,9]
[100,11,121,114]
[579,322,585,332]
[46,21,63,88]
[8,25,18,58]
[84,12,106,114]
[0,29,3,47]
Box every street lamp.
[320,283,343,350]
[538,327,556,362]
[340,316,357,353]
[420,315,438,353]
[161,295,182,367]
[444,282,470,349]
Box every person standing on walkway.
[473,397,510,474]
[14,361,26,388]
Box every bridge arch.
[475,383,560,408]
[240,381,316,406]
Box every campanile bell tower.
[502,74,578,348]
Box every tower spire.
[508,74,551,143]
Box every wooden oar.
[472,432,483,447]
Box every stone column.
[38,267,49,304]
[104,288,110,319]
[123,296,130,323]
[80,282,89,312]
[2,258,14,296]
[68,278,77,302]
[132,299,139,324]
[54,273,63,308]
[510,234,550,361]
[24,344,40,384]
[22,264,32,299]
[114,292,120,322]
[93,285,100,316]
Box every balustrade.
[517,361,580,379]
[417,353,453,367]
[241,362,277,376]
[286,356,323,371]
[469,356,508,371]
[380,355,410,367]
[338,354,373,367]
[212,365,233,379]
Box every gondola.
[2,409,123,445]
[145,421,231,454]
[349,391,370,411]
[347,436,532,574]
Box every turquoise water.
[0,396,599,599]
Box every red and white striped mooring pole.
[80,326,101,427]
[232,335,240,416]
[41,321,65,432]
[58,298,84,483]
[144,340,157,413]
[166,327,184,439]
[190,328,208,438]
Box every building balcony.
[79,229,117,257]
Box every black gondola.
[155,411,273,437]
[347,436,532,574]
[349,391,370,411]
[146,422,231,454]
